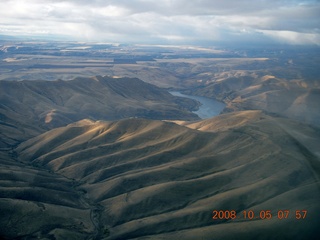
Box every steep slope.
[16,115,320,240]
[0,75,199,147]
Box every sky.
[1,0,319,45]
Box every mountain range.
[0,75,319,239]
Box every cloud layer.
[1,0,319,45]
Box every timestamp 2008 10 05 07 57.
[212,210,307,220]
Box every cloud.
[1,0,319,45]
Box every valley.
[0,40,319,239]
[169,91,226,119]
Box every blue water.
[170,91,226,119]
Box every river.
[170,91,226,119]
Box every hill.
[0,75,199,147]
[13,114,320,240]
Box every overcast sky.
[1,0,319,45]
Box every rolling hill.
[13,112,320,240]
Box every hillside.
[0,150,96,239]
[13,114,320,240]
[0,75,199,147]
[183,75,320,127]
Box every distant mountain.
[0,34,21,41]
[12,113,320,239]
[0,75,199,147]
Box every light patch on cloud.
[260,30,320,45]
[91,5,129,17]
